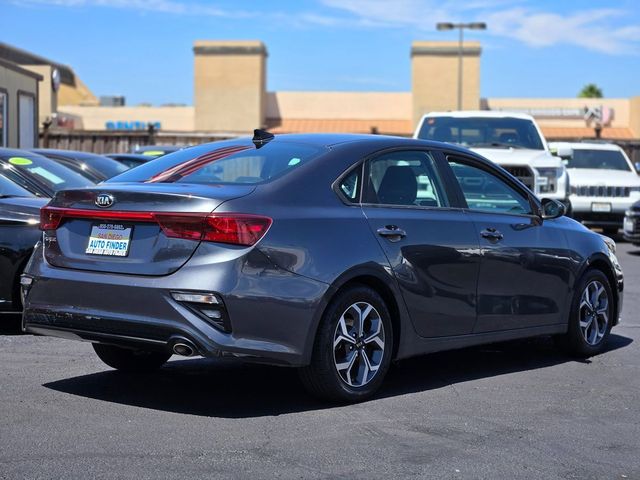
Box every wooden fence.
[39,130,238,154]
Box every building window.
[0,91,6,147]
[18,92,36,149]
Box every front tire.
[299,285,393,402]
[560,269,613,357]
[602,227,618,237]
[92,343,171,372]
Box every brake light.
[203,214,272,246]
[40,207,63,230]
[39,207,272,247]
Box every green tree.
[578,84,603,98]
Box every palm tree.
[578,84,603,98]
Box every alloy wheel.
[332,302,385,387]
[579,280,609,346]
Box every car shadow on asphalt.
[0,314,23,335]
[43,333,633,418]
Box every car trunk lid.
[41,183,256,275]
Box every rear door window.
[364,150,448,207]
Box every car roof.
[31,148,111,160]
[0,148,51,161]
[193,133,476,156]
[548,141,623,151]
[134,145,183,152]
[107,153,150,158]
[423,111,536,121]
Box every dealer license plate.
[85,223,132,257]
[591,202,612,213]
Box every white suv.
[549,142,640,235]
[414,111,570,208]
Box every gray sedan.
[22,132,623,402]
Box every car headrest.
[377,166,417,205]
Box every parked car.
[549,142,640,236]
[32,149,128,183]
[105,153,153,169]
[131,145,185,158]
[0,173,48,314]
[623,200,640,245]
[23,132,623,402]
[414,111,572,212]
[0,148,94,197]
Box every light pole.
[436,22,486,110]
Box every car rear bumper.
[22,244,329,366]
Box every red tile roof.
[265,118,413,136]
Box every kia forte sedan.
[22,132,623,402]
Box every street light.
[436,22,487,110]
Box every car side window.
[338,167,360,202]
[365,151,448,207]
[449,160,532,215]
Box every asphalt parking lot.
[1,237,639,480]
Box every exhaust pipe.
[172,342,195,357]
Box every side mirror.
[634,161,640,173]
[553,145,573,159]
[541,198,566,220]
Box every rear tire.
[92,343,171,372]
[299,285,393,403]
[558,269,613,357]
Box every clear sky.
[2,0,639,105]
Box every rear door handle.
[377,225,407,242]
[481,228,503,241]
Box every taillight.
[156,213,271,245]
[40,206,271,247]
[155,214,205,241]
[40,207,63,230]
[203,214,272,246]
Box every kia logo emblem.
[95,193,115,208]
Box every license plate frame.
[591,202,612,213]
[85,223,133,257]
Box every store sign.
[584,105,614,126]
[105,121,161,131]
[491,106,615,126]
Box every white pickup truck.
[414,111,571,209]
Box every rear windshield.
[1,154,93,194]
[109,141,325,185]
[566,149,631,171]
[0,173,36,197]
[79,153,129,178]
[418,116,545,150]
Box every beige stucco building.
[2,39,639,144]
[0,58,41,148]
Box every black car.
[0,149,94,197]
[131,145,186,158]
[32,149,129,183]
[0,173,47,314]
[23,133,623,402]
[105,153,152,169]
